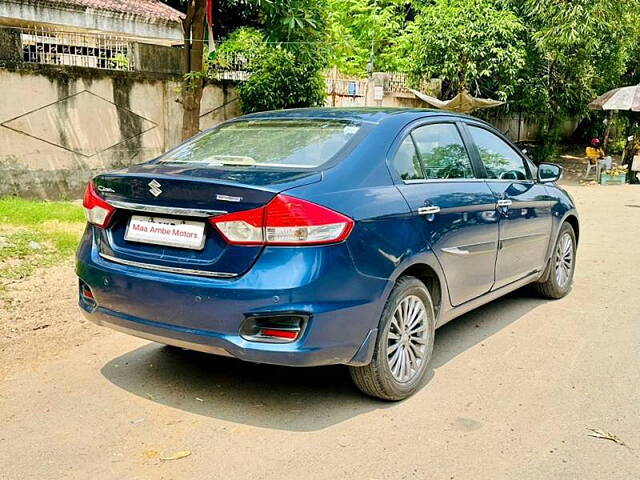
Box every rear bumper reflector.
[240,314,308,343]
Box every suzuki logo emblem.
[148,180,162,197]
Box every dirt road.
[1,185,639,480]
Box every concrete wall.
[483,113,578,143]
[132,43,185,75]
[0,64,240,199]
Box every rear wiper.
[203,155,257,166]
[159,155,257,167]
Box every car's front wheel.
[349,276,435,401]
[533,222,577,299]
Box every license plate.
[124,215,206,250]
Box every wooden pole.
[602,110,614,153]
[181,0,206,141]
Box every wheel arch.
[390,255,449,323]
[538,212,580,284]
[564,213,580,245]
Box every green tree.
[399,0,526,100]
[497,0,640,155]
[234,0,329,113]
[511,0,640,116]
[257,0,329,61]
[163,0,257,140]
[326,0,417,75]
[237,47,326,113]
[165,0,329,126]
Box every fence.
[382,72,442,97]
[20,27,134,71]
[326,68,368,105]
[207,51,252,81]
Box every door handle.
[418,206,441,215]
[496,199,512,208]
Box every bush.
[608,139,627,155]
[237,47,326,113]
[208,27,265,65]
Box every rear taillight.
[210,194,354,246]
[82,181,115,228]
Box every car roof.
[237,107,479,125]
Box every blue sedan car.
[76,108,579,400]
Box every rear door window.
[411,124,475,179]
[468,126,530,180]
[391,136,424,181]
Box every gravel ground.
[1,185,639,480]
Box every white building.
[0,0,184,45]
[0,0,185,70]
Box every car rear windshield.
[158,119,361,169]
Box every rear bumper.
[76,228,389,367]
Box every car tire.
[533,222,577,299]
[349,276,435,401]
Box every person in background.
[584,138,611,178]
[585,138,605,164]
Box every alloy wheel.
[555,232,574,289]
[386,295,430,383]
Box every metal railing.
[326,73,367,97]
[207,51,252,81]
[384,71,441,96]
[21,27,134,71]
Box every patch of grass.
[0,197,84,225]
[0,198,85,285]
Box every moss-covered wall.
[0,28,21,62]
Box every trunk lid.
[93,167,321,277]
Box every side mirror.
[537,162,563,183]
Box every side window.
[468,126,530,180]
[410,123,475,179]
[391,136,423,181]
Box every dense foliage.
[399,0,526,101]
[163,0,329,114]
[237,45,327,113]
[167,0,640,146]
[235,0,329,112]
[325,0,640,152]
[326,0,417,75]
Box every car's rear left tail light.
[210,194,354,246]
[82,181,115,228]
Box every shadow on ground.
[101,288,546,431]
